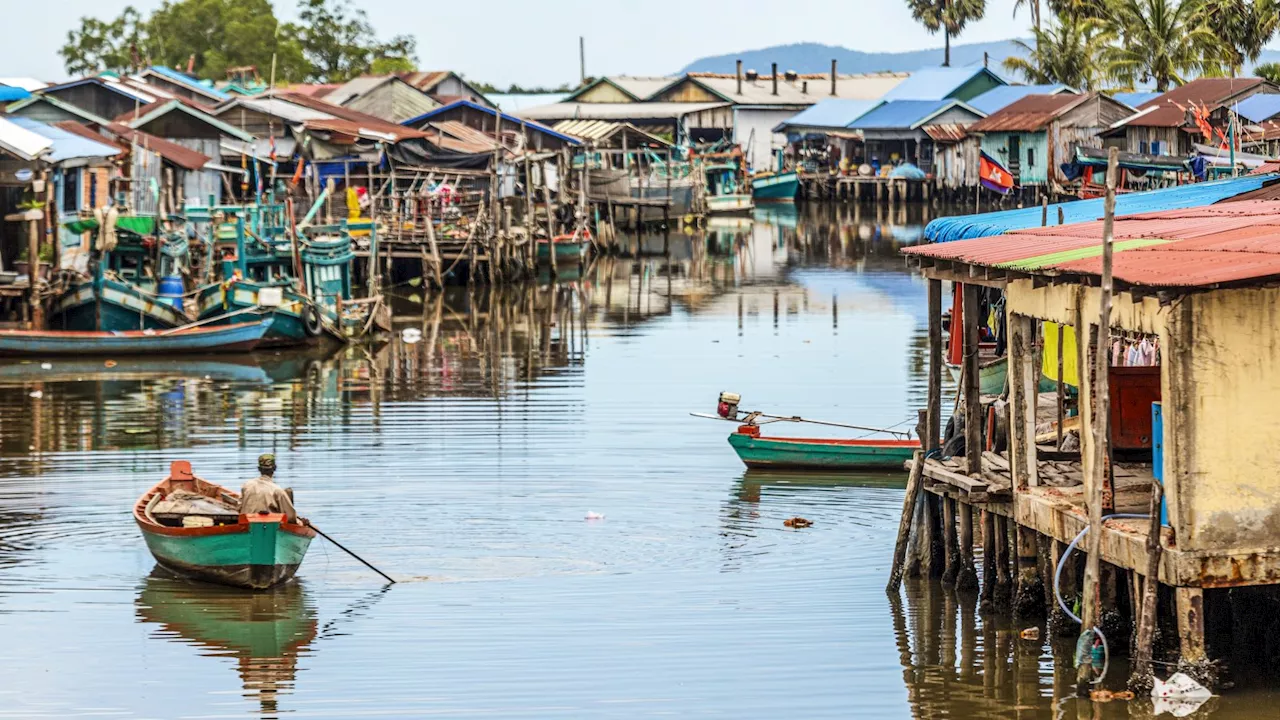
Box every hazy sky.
[8,0,1279,87]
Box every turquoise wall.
[980,131,1050,185]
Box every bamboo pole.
[1076,146,1118,692]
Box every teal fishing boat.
[537,232,589,264]
[191,203,376,346]
[728,428,920,471]
[0,319,272,356]
[134,460,314,590]
[697,147,754,215]
[751,170,799,202]
[49,214,190,331]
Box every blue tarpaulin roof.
[773,99,881,132]
[924,174,1278,242]
[145,65,230,100]
[6,117,120,163]
[882,66,1005,101]
[969,84,1071,114]
[1111,91,1161,109]
[0,85,32,103]
[848,99,978,130]
[1233,93,1280,123]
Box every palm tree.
[1101,0,1223,91]
[1014,0,1042,29]
[1004,15,1112,89]
[907,0,989,67]
[1204,0,1280,75]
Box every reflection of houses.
[967,92,1133,188]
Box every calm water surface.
[0,203,1270,718]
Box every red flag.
[979,151,1014,194]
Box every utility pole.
[579,37,586,84]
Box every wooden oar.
[689,412,913,439]
[309,524,396,584]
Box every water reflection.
[137,572,317,716]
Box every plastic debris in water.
[104,360,117,368]
[1152,672,1212,717]
[1020,627,1040,641]
[40,362,52,370]
[784,517,813,528]
[29,390,43,399]
[402,328,423,344]
[1090,690,1134,702]
[585,511,605,521]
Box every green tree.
[1255,61,1280,82]
[1203,0,1280,74]
[1101,0,1222,91]
[1004,14,1111,89]
[290,0,417,82]
[59,5,148,76]
[146,0,305,81]
[907,0,988,67]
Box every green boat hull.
[536,241,586,263]
[140,520,312,590]
[728,432,920,471]
[751,171,799,202]
[947,357,1060,395]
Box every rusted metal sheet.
[1120,78,1266,128]
[923,123,968,143]
[969,93,1083,133]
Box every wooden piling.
[1076,147,1118,691]
[1175,587,1206,664]
[1014,526,1045,619]
[942,494,959,585]
[957,503,978,592]
[994,514,1014,610]
[924,494,945,578]
[962,284,982,475]
[887,450,925,592]
[981,509,998,612]
[1129,480,1165,690]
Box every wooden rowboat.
[0,319,273,356]
[134,460,315,590]
[728,427,920,471]
[537,232,589,263]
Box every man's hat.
[258,453,277,472]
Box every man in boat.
[240,454,300,524]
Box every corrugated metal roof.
[552,119,672,146]
[142,66,229,100]
[1234,93,1280,123]
[514,101,729,122]
[848,99,980,130]
[0,78,48,92]
[7,117,119,163]
[882,66,1005,101]
[969,84,1072,114]
[99,122,209,170]
[968,93,1087,132]
[402,100,575,144]
[276,92,427,141]
[1121,78,1269,127]
[0,116,53,160]
[323,76,396,106]
[1111,91,1160,109]
[686,72,907,105]
[773,99,880,132]
[423,120,499,155]
[922,123,970,142]
[924,173,1277,242]
[566,76,677,102]
[907,200,1280,288]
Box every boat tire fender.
[302,304,324,337]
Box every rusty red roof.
[904,199,1280,288]
[1122,78,1270,128]
[922,123,969,142]
[968,93,1085,133]
[100,122,210,170]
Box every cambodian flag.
[979,151,1014,194]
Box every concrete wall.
[733,107,794,172]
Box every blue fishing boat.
[0,319,273,356]
[49,214,191,332]
[751,170,799,202]
[697,146,754,215]
[191,203,373,346]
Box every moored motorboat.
[728,425,920,471]
[134,460,314,590]
[751,170,799,202]
[0,318,274,356]
[536,232,589,264]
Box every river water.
[0,203,1271,718]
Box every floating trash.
[585,511,605,521]
[29,390,42,399]
[784,517,813,528]
[402,328,423,344]
[40,362,52,370]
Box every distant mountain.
[680,40,1031,77]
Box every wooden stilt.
[1130,480,1165,691]
[957,502,978,592]
[981,509,998,612]
[994,515,1014,610]
[942,494,959,585]
[925,494,945,578]
[962,284,982,475]
[1014,526,1045,618]
[888,451,925,592]
[927,279,942,451]
[1175,587,1206,664]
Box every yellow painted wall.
[1168,287,1280,552]
[1005,279,1280,555]
[576,83,636,103]
[651,80,721,103]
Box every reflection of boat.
[136,572,316,716]
[0,319,273,356]
[537,232,588,264]
[134,460,315,589]
[0,356,274,384]
[751,170,799,202]
[729,429,919,471]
